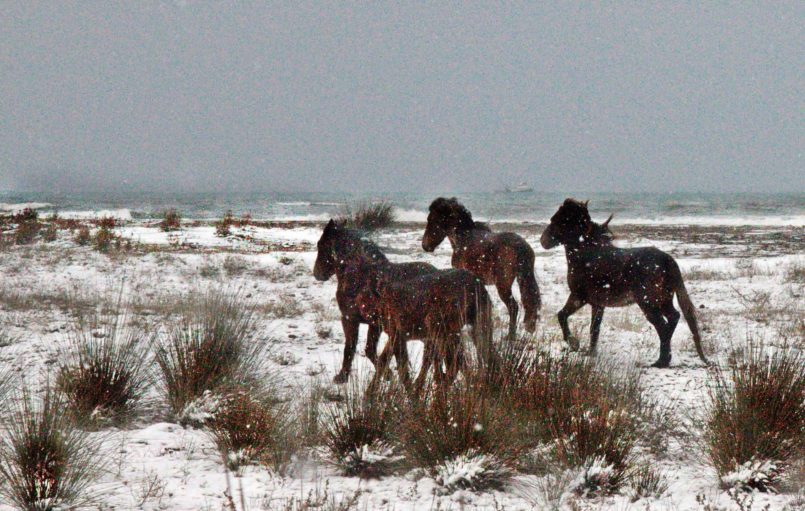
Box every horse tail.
[470,281,496,370]
[671,261,709,365]
[516,245,541,332]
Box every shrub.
[57,312,150,426]
[93,226,116,252]
[10,208,38,223]
[627,463,669,501]
[0,387,105,510]
[400,377,526,492]
[154,289,264,419]
[324,378,405,478]
[75,226,91,246]
[42,223,58,243]
[489,336,642,494]
[704,340,805,491]
[215,210,235,237]
[96,216,116,229]
[339,201,395,232]
[14,220,40,245]
[207,385,294,472]
[159,208,181,232]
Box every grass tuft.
[400,375,526,492]
[159,209,181,232]
[0,386,105,510]
[488,335,642,494]
[339,201,395,232]
[704,339,805,492]
[57,311,150,427]
[154,289,265,420]
[324,378,405,478]
[207,385,295,472]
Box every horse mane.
[337,225,389,262]
[429,197,481,231]
[586,220,615,246]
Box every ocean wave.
[58,209,133,220]
[0,202,52,212]
[395,208,429,222]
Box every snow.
[0,218,802,510]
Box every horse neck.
[333,252,389,282]
[447,224,476,251]
[563,236,614,264]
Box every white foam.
[0,202,52,213]
[57,209,133,220]
[395,208,429,222]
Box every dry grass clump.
[339,201,395,232]
[154,289,265,420]
[93,225,116,252]
[704,340,805,492]
[158,208,181,232]
[215,210,235,237]
[784,261,805,284]
[12,208,41,245]
[57,312,150,427]
[0,387,105,510]
[324,378,405,478]
[399,376,527,492]
[74,226,91,246]
[487,336,643,495]
[207,385,294,472]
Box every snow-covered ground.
[0,220,802,510]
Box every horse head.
[422,197,475,251]
[540,198,600,249]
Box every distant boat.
[504,181,534,193]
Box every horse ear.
[583,200,589,208]
[325,218,335,230]
[602,214,613,228]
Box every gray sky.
[1,2,803,193]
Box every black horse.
[313,219,437,383]
[540,199,708,367]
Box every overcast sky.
[1,2,802,194]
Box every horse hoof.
[566,336,580,351]
[333,371,349,384]
[524,320,537,333]
[650,359,671,369]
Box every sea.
[1,190,804,226]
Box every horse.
[421,197,541,339]
[350,258,494,393]
[313,219,437,383]
[540,199,709,368]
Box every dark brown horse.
[351,258,494,392]
[540,199,709,367]
[313,219,437,383]
[422,197,541,339]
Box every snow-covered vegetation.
[0,213,802,509]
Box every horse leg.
[334,316,360,384]
[394,336,411,388]
[557,294,585,351]
[639,304,673,368]
[442,331,462,386]
[589,306,605,355]
[413,340,434,396]
[371,329,398,388]
[496,282,519,340]
[661,301,681,359]
[365,323,381,368]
